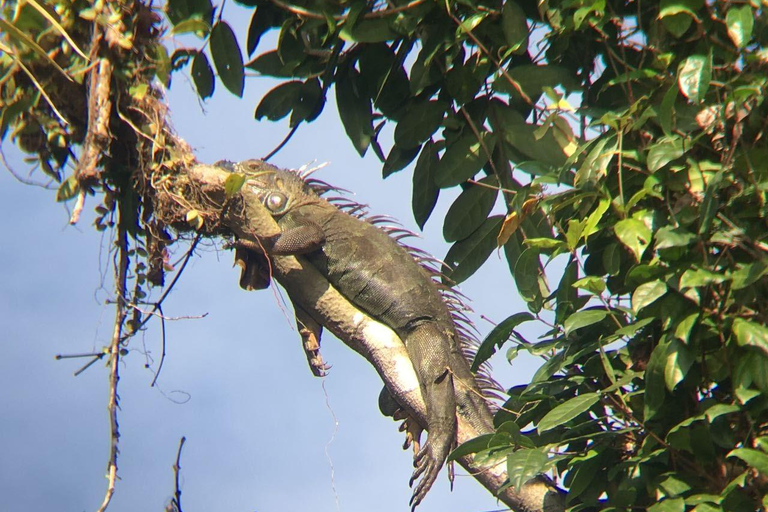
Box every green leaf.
[224,173,245,198]
[254,81,302,121]
[659,85,678,136]
[728,448,768,476]
[246,3,282,56]
[731,259,768,290]
[659,0,702,38]
[564,309,608,336]
[732,318,768,356]
[473,312,535,371]
[246,50,300,78]
[491,102,568,167]
[698,170,722,235]
[582,196,610,241]
[524,238,566,251]
[394,101,445,149]
[648,498,685,512]
[499,65,580,99]
[336,66,373,157]
[443,177,498,242]
[501,1,528,53]
[679,268,726,289]
[171,18,210,36]
[210,21,244,97]
[412,142,440,229]
[340,18,398,43]
[614,219,652,262]
[655,226,696,249]
[506,448,549,492]
[725,5,754,49]
[572,276,606,295]
[632,280,667,313]
[575,136,617,185]
[665,339,694,391]
[603,243,621,275]
[150,43,172,87]
[538,393,600,433]
[434,132,495,188]
[678,54,711,103]
[166,0,213,26]
[448,434,493,461]
[383,145,420,177]
[191,51,214,99]
[647,137,686,172]
[645,340,670,420]
[56,174,79,202]
[443,216,504,284]
[555,260,579,324]
[513,248,541,302]
[290,78,324,126]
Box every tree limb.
[185,163,565,512]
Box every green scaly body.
[226,159,496,509]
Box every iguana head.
[232,159,319,217]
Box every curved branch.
[185,163,565,512]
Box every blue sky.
[0,7,541,511]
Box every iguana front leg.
[294,305,330,377]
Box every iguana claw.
[408,441,443,511]
[395,411,423,456]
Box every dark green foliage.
[229,1,768,509]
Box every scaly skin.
[229,159,494,508]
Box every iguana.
[221,159,499,509]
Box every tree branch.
[184,163,565,512]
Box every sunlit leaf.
[665,339,694,391]
[632,280,667,313]
[538,393,600,433]
[506,448,549,492]
[732,318,768,356]
[56,174,79,202]
[678,54,711,103]
[725,5,754,49]
[224,173,245,198]
[728,448,768,476]
[615,219,652,261]
[564,309,608,336]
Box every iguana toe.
[408,439,447,510]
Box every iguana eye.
[264,192,288,213]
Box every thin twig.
[95,221,130,512]
[170,436,186,512]
[122,236,201,345]
[150,304,167,387]
[0,145,56,188]
[263,123,301,162]
[446,9,533,105]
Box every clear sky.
[0,7,540,511]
